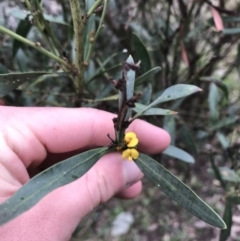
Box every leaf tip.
[222,223,227,230]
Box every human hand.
[0,107,170,241]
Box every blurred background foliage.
[0,0,240,240]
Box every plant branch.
[34,0,63,55]
[85,0,109,63]
[24,0,58,55]
[87,0,103,16]
[0,25,68,68]
[69,0,86,106]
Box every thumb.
[0,153,142,241]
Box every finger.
[2,107,170,168]
[115,181,142,199]
[0,152,143,241]
[128,119,170,154]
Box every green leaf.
[208,82,219,120]
[0,64,9,74]
[236,44,240,76]
[200,77,228,100]
[135,84,201,117]
[179,125,198,158]
[95,52,126,74]
[93,84,114,103]
[125,55,136,120]
[129,23,154,43]
[164,116,176,145]
[126,55,136,101]
[162,145,195,163]
[13,20,32,57]
[216,132,230,149]
[0,72,48,97]
[0,147,108,226]
[84,94,118,103]
[0,72,70,97]
[150,84,201,106]
[15,49,28,72]
[135,67,161,86]
[214,82,228,100]
[140,83,152,105]
[209,116,239,131]
[86,63,122,85]
[223,28,240,35]
[222,16,240,23]
[132,33,151,73]
[136,154,226,229]
[133,103,177,119]
[9,9,71,27]
[226,192,240,205]
[218,167,240,183]
[220,202,232,241]
[209,152,226,190]
[41,14,71,27]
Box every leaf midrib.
[5,147,107,216]
[137,155,225,228]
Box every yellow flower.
[120,132,139,161]
[122,148,139,161]
[124,132,139,147]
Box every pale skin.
[0,107,170,241]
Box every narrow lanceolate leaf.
[220,202,232,241]
[133,103,177,119]
[200,77,228,100]
[0,72,69,97]
[13,20,32,57]
[149,84,202,108]
[237,44,240,76]
[0,147,108,226]
[140,83,152,105]
[132,33,151,73]
[216,81,228,100]
[136,84,201,116]
[226,192,240,205]
[179,125,198,158]
[135,67,161,86]
[218,167,240,183]
[223,28,240,35]
[84,94,118,103]
[209,116,239,131]
[209,152,226,190]
[136,154,226,229]
[125,55,136,120]
[0,64,9,74]
[162,145,195,163]
[126,55,136,101]
[9,9,71,27]
[164,116,176,145]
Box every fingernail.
[122,161,143,187]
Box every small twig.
[0,25,69,68]
[24,0,58,55]
[85,0,109,63]
[87,0,103,17]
